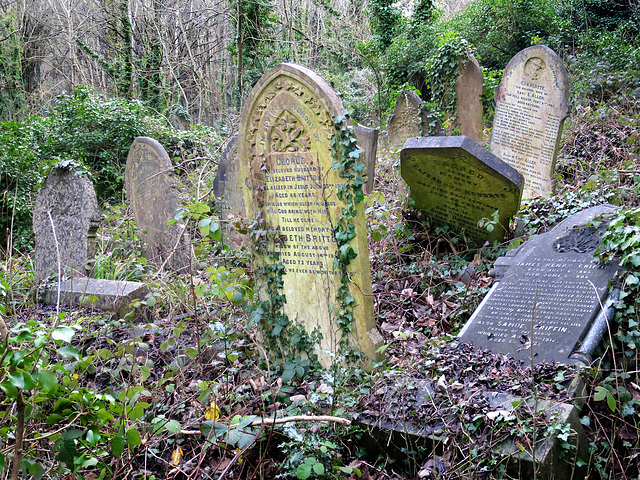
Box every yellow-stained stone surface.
[489,45,569,199]
[239,63,382,368]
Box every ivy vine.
[248,113,368,372]
[330,113,366,360]
[424,34,476,130]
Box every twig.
[249,415,351,427]
[180,414,351,435]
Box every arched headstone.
[239,63,382,368]
[387,90,434,151]
[489,45,569,199]
[33,168,100,279]
[125,137,190,270]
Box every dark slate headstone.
[400,136,524,242]
[459,205,620,365]
[125,137,190,270]
[33,168,100,280]
[212,135,247,248]
[354,125,379,194]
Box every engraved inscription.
[238,64,380,367]
[489,46,569,199]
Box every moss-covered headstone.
[125,137,190,270]
[239,63,382,368]
[33,167,100,280]
[401,136,524,242]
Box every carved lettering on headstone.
[459,205,620,364]
[401,136,523,242]
[33,168,100,280]
[489,45,569,199]
[239,63,382,367]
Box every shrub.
[0,84,222,252]
[0,121,47,252]
[447,0,569,68]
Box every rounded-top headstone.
[239,63,382,368]
[489,45,569,199]
[125,137,190,270]
[387,90,435,151]
[33,168,100,279]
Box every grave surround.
[238,63,382,368]
[489,45,569,199]
[400,135,524,242]
[459,205,620,365]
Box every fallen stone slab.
[354,375,587,480]
[45,278,150,322]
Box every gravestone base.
[45,278,150,322]
[355,377,588,480]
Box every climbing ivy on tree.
[228,0,278,103]
[368,0,402,51]
[0,8,26,121]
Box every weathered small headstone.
[459,205,620,364]
[454,55,483,143]
[400,136,524,242]
[125,137,190,270]
[354,125,379,193]
[33,168,100,280]
[239,63,382,368]
[212,135,247,248]
[387,90,435,151]
[489,45,569,199]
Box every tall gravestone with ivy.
[33,167,100,280]
[238,63,383,369]
[125,137,190,270]
[489,45,569,199]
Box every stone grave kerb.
[238,62,382,368]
